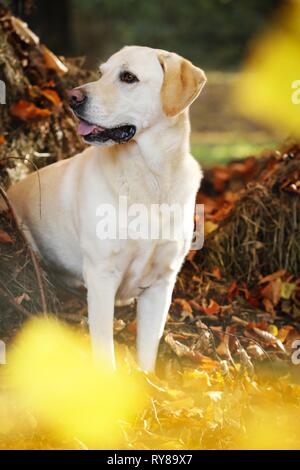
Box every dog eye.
[119,71,139,84]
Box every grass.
[191,135,278,167]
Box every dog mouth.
[77,118,136,144]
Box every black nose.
[67,88,86,109]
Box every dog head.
[68,46,206,146]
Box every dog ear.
[158,52,206,117]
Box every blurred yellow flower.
[7,317,145,449]
[235,0,300,136]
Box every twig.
[0,282,31,318]
[0,186,47,313]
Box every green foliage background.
[14,0,282,68]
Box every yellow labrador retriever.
[6,46,206,371]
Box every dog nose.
[68,88,86,109]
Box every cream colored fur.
[5,46,206,371]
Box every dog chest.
[115,238,183,300]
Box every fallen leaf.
[267,324,278,337]
[126,320,136,334]
[247,343,265,360]
[252,327,286,353]
[15,293,30,304]
[200,299,220,316]
[10,17,39,45]
[212,267,221,279]
[0,229,12,244]
[259,270,286,284]
[0,135,5,145]
[278,325,295,343]
[164,332,209,363]
[165,332,193,358]
[280,282,296,300]
[204,221,218,236]
[113,319,126,334]
[41,45,68,75]
[262,297,275,315]
[41,89,62,108]
[243,285,260,308]
[260,278,282,312]
[228,280,238,301]
[173,298,192,313]
[186,250,196,261]
[10,100,51,121]
[173,298,193,320]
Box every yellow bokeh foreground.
[2,317,145,449]
[234,0,300,136]
[0,316,299,449]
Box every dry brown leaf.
[126,320,137,334]
[10,17,39,45]
[165,332,192,358]
[252,327,286,353]
[173,298,193,316]
[15,293,30,304]
[113,319,126,334]
[277,325,295,343]
[259,270,286,284]
[41,45,68,75]
[260,277,282,315]
[247,343,265,360]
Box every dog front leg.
[83,259,117,369]
[137,277,176,372]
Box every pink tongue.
[78,120,98,136]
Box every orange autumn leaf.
[278,325,295,343]
[212,203,235,222]
[189,299,202,311]
[0,228,13,244]
[10,100,51,121]
[186,250,196,262]
[126,320,136,334]
[41,89,62,108]
[213,167,230,192]
[228,280,238,301]
[212,267,221,279]
[243,285,260,308]
[44,80,56,88]
[27,85,42,99]
[0,135,5,145]
[259,270,286,284]
[260,278,282,307]
[173,298,193,315]
[204,221,218,236]
[200,299,220,316]
[262,297,275,314]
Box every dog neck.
[96,110,192,204]
[135,110,191,176]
